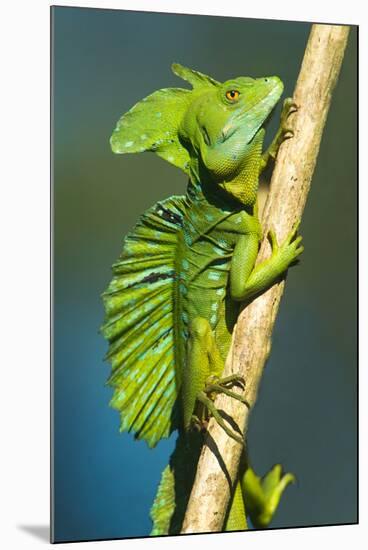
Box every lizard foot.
[197,391,244,445]
[204,373,249,406]
[267,97,298,162]
[204,383,249,406]
[206,373,245,390]
[268,220,304,269]
[280,97,298,139]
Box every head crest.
[171,63,220,89]
[110,63,220,174]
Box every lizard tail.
[150,431,204,535]
[151,441,251,535]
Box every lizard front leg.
[230,224,303,303]
[259,97,298,174]
[183,317,247,444]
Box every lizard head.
[178,72,283,186]
[110,64,283,191]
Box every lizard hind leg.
[184,316,247,443]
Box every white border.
[0,1,365,549]
[43,0,361,24]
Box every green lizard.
[101,63,303,535]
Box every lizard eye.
[225,90,240,102]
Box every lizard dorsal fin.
[171,63,220,89]
[102,195,187,448]
[110,87,191,173]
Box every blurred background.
[52,7,357,543]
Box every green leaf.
[241,465,295,528]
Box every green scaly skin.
[102,63,302,535]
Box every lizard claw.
[282,98,298,118]
[280,98,298,141]
[287,219,301,243]
[268,227,279,252]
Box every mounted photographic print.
[51,5,358,543]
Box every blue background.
[52,7,357,542]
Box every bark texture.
[181,23,350,534]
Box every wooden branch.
[181,23,350,534]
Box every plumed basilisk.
[101,63,303,534]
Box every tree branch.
[181,23,350,534]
